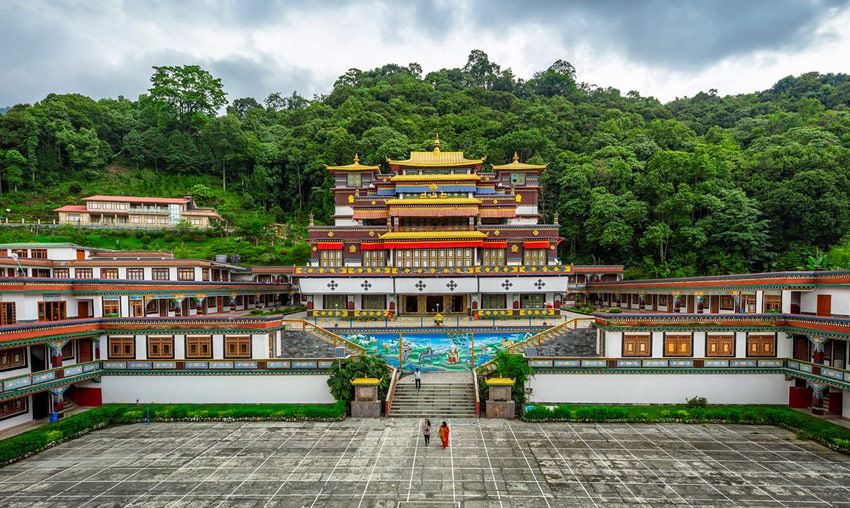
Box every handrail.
[506,317,594,354]
[385,367,399,415]
[288,320,366,356]
[472,368,480,417]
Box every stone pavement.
[1,419,850,507]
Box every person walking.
[422,418,431,446]
[414,368,421,389]
[439,421,450,449]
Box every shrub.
[686,396,708,408]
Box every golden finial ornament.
[433,134,441,153]
[553,212,559,225]
[353,153,360,165]
[308,213,314,226]
[513,151,519,163]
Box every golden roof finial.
[512,151,519,163]
[433,134,440,153]
[353,153,360,165]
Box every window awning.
[482,241,508,249]
[317,242,343,250]
[523,241,550,249]
[360,243,385,251]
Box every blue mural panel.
[342,331,534,371]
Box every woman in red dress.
[439,421,450,449]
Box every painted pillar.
[93,338,100,360]
[47,342,65,369]
[638,294,645,310]
[696,295,704,313]
[810,336,828,365]
[809,382,827,415]
[173,298,184,317]
[230,296,237,312]
[49,385,70,419]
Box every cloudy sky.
[2,0,850,107]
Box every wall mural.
[343,331,534,371]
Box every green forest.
[1,50,850,275]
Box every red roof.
[53,205,88,212]
[82,195,190,204]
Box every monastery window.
[145,217,155,224]
[720,295,734,311]
[393,248,472,268]
[68,214,81,223]
[623,334,651,357]
[127,268,144,280]
[523,249,546,266]
[30,249,47,259]
[185,335,212,359]
[482,249,505,266]
[75,268,93,279]
[0,397,27,419]
[0,347,25,370]
[482,294,506,309]
[741,294,756,313]
[102,298,121,317]
[347,173,361,187]
[362,295,386,310]
[147,336,174,359]
[202,268,210,281]
[320,250,342,267]
[363,250,386,267]
[178,268,195,281]
[224,335,251,359]
[10,249,28,258]
[54,268,69,279]
[510,173,526,186]
[323,294,347,310]
[130,216,141,224]
[747,334,776,357]
[130,299,144,317]
[658,295,668,307]
[101,268,119,280]
[0,302,15,326]
[152,268,170,280]
[32,269,50,278]
[108,336,135,359]
[520,294,545,309]
[664,334,692,357]
[763,293,782,312]
[38,301,66,322]
[706,334,735,357]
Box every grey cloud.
[461,0,850,69]
[1,0,849,107]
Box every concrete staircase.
[533,327,598,357]
[278,329,339,358]
[390,374,477,418]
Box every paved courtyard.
[1,419,850,507]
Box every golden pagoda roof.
[326,154,380,171]
[491,152,548,171]
[385,198,482,206]
[379,231,487,240]
[390,174,481,182]
[388,134,485,167]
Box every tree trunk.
[222,162,226,191]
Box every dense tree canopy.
[2,56,850,276]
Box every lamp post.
[9,252,25,277]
